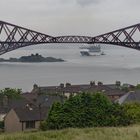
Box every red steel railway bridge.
[0,21,140,55]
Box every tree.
[41,92,131,130]
[0,88,22,105]
[135,84,140,89]
[123,102,140,123]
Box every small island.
[0,53,65,63]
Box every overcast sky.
[0,0,140,36]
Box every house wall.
[64,93,78,98]
[5,108,41,133]
[0,114,6,121]
[35,121,40,129]
[64,93,71,98]
[4,109,22,133]
[22,121,40,131]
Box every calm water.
[1,44,140,92]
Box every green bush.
[136,84,140,89]
[0,88,22,102]
[41,92,131,130]
[106,103,131,126]
[123,102,140,123]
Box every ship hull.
[80,45,104,56]
[80,50,102,56]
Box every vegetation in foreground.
[1,125,140,140]
[41,92,131,130]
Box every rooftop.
[13,106,49,122]
[115,90,140,104]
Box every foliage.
[106,103,131,126]
[135,84,140,89]
[121,86,129,92]
[123,102,140,123]
[2,126,140,140]
[0,126,139,140]
[41,92,131,130]
[0,88,22,104]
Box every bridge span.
[0,21,140,55]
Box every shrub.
[136,84,140,89]
[41,92,131,130]
[123,102,140,123]
[106,103,131,126]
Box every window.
[25,121,35,129]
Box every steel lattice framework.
[0,21,140,55]
[0,21,54,55]
[54,23,140,49]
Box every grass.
[0,125,140,140]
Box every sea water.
[0,44,140,92]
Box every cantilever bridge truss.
[0,21,140,55]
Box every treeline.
[0,88,22,102]
[41,92,139,130]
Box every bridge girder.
[0,21,140,55]
[0,21,54,55]
[54,23,140,49]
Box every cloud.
[0,0,139,36]
[76,0,100,6]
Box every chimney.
[98,81,103,86]
[116,81,121,87]
[66,83,71,88]
[60,83,64,88]
[33,84,38,90]
[90,81,95,86]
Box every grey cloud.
[0,0,139,36]
[76,0,100,6]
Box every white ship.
[80,45,105,56]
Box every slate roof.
[22,93,62,107]
[0,91,62,114]
[34,84,125,97]
[21,92,38,101]
[0,98,31,114]
[14,107,49,122]
[115,90,140,104]
[87,85,125,96]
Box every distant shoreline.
[0,53,65,63]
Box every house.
[115,90,140,104]
[0,111,5,122]
[0,97,31,121]
[31,81,128,101]
[22,92,63,107]
[2,91,62,132]
[4,106,49,132]
[0,89,62,121]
